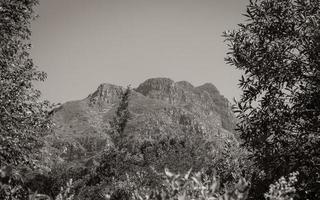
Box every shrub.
[224,0,320,198]
[122,168,250,200]
[264,172,299,200]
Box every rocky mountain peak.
[136,78,223,107]
[136,78,175,94]
[88,83,123,107]
[176,81,195,90]
[197,83,219,95]
[136,78,179,104]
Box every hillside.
[42,78,237,166]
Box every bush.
[265,172,299,200]
[124,168,250,200]
[224,0,320,198]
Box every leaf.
[184,168,192,180]
[178,191,186,200]
[164,167,174,178]
[210,180,218,193]
[191,177,200,185]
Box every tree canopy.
[224,0,320,199]
[0,0,51,168]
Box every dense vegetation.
[0,0,52,199]
[1,0,319,199]
[224,0,320,199]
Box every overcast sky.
[31,0,248,103]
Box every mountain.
[42,78,237,165]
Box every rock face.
[45,78,237,162]
[136,78,236,131]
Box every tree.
[96,87,135,181]
[0,0,52,194]
[108,86,131,149]
[224,0,320,199]
[0,1,52,198]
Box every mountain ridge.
[43,78,237,165]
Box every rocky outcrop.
[136,78,235,131]
[88,83,123,108]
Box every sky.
[31,0,248,104]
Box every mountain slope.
[44,78,237,164]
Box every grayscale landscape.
[1,0,319,200]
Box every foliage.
[27,179,74,200]
[0,0,52,167]
[55,179,75,200]
[108,86,131,149]
[0,0,53,199]
[135,133,250,188]
[60,168,250,200]
[93,137,250,199]
[0,165,29,200]
[265,172,298,200]
[96,146,145,185]
[125,168,250,200]
[224,0,320,199]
